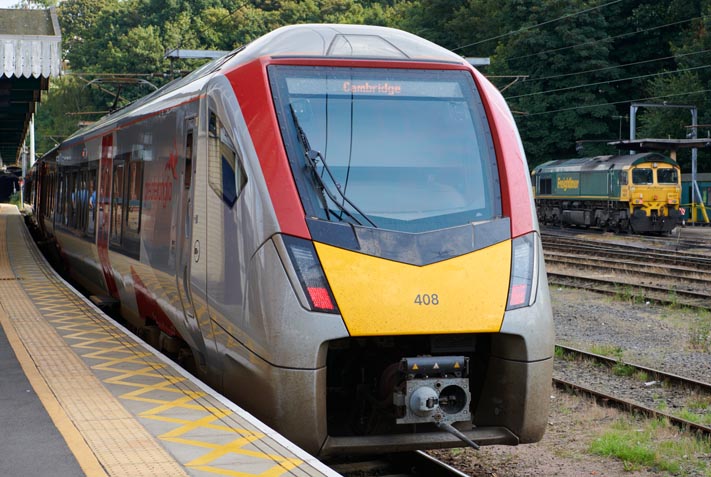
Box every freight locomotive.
[25,24,554,456]
[532,153,683,234]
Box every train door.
[176,116,208,363]
[97,134,120,299]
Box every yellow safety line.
[0,306,108,477]
[3,206,322,477]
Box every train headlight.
[506,232,536,310]
[282,235,339,313]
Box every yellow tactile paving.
[0,205,336,477]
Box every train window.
[126,161,143,235]
[70,173,78,227]
[73,171,89,232]
[269,66,501,233]
[632,168,653,185]
[620,171,628,185]
[87,171,97,236]
[657,168,678,184]
[111,163,125,245]
[538,177,552,195]
[207,111,247,207]
[57,176,65,225]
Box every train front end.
[626,155,683,234]
[227,25,554,456]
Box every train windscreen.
[269,66,501,233]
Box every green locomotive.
[532,153,683,234]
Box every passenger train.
[532,153,683,234]
[25,24,554,456]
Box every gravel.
[553,287,711,384]
[432,284,711,476]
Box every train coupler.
[393,356,471,427]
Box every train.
[532,153,684,234]
[24,24,554,456]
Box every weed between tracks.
[590,418,711,474]
[690,309,711,352]
[614,285,646,304]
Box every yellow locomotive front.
[623,158,682,233]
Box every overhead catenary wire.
[505,64,711,100]
[504,15,706,62]
[451,0,623,51]
[517,88,711,117]
[522,47,711,83]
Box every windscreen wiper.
[289,104,376,228]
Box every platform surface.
[0,204,340,477]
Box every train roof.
[232,23,467,64]
[532,152,677,175]
[59,24,469,150]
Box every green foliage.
[33,0,711,170]
[35,75,109,154]
[589,343,623,357]
[614,285,646,304]
[588,418,711,473]
[689,309,711,352]
[9,193,21,208]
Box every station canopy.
[0,7,61,166]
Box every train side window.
[538,177,552,195]
[126,161,143,235]
[57,175,66,225]
[111,163,125,245]
[67,172,76,228]
[620,171,628,185]
[74,171,88,232]
[208,110,247,208]
[632,168,653,185]
[87,170,97,236]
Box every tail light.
[506,232,536,310]
[282,235,339,313]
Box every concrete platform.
[0,204,340,477]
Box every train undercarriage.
[536,199,681,234]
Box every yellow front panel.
[314,241,511,336]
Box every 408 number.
[414,294,439,305]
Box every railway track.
[541,232,711,309]
[324,451,471,477]
[554,345,711,438]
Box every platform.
[0,204,340,477]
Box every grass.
[9,192,20,208]
[590,417,711,474]
[589,344,624,357]
[689,309,711,352]
[676,409,711,426]
[612,361,636,377]
[614,285,646,304]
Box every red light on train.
[307,287,335,311]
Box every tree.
[486,0,616,166]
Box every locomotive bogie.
[26,24,554,457]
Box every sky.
[0,0,21,8]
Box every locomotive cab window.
[208,111,247,207]
[657,168,678,184]
[269,66,501,233]
[538,176,552,195]
[632,168,653,185]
